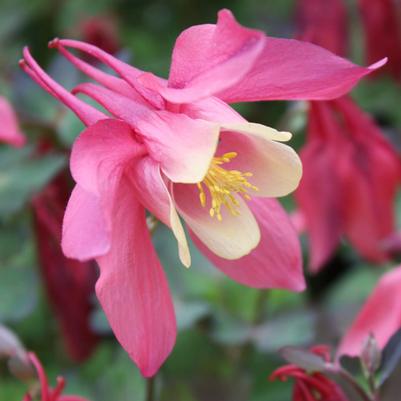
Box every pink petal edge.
[191,197,305,291]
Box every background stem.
[337,369,374,401]
[146,376,155,401]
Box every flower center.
[196,152,258,221]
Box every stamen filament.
[196,152,258,220]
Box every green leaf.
[47,54,81,90]
[0,146,66,216]
[164,330,228,378]
[378,327,401,385]
[0,377,26,401]
[160,382,197,401]
[279,347,327,372]
[175,299,210,331]
[80,344,146,401]
[152,224,221,301]
[212,308,315,351]
[325,265,383,308]
[0,243,39,322]
[339,354,362,376]
[96,350,146,401]
[352,78,401,130]
[57,111,85,147]
[253,310,315,352]
[89,304,111,335]
[211,311,251,346]
[12,72,59,121]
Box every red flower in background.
[23,352,90,401]
[0,100,97,361]
[270,346,349,401]
[296,98,401,271]
[0,96,26,147]
[32,159,98,362]
[332,99,400,265]
[358,0,401,81]
[296,0,347,56]
[295,0,401,272]
[79,15,120,55]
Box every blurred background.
[1,0,401,400]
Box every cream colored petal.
[129,158,191,267]
[221,122,292,142]
[169,198,191,268]
[217,127,302,197]
[174,184,261,260]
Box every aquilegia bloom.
[32,170,98,362]
[295,0,400,271]
[358,0,401,81]
[23,352,90,401]
[79,15,120,56]
[0,96,26,147]
[296,0,347,56]
[21,10,384,376]
[296,98,401,271]
[338,265,401,358]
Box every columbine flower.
[32,169,98,362]
[296,98,400,271]
[296,0,347,56]
[294,0,400,272]
[0,96,26,147]
[20,9,384,376]
[358,0,401,81]
[270,346,349,401]
[78,15,120,55]
[22,353,90,401]
[338,266,401,358]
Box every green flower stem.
[330,366,375,401]
[145,376,155,401]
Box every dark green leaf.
[379,327,401,385]
[253,311,315,352]
[279,347,327,372]
[339,354,362,376]
[175,299,210,331]
[211,311,251,346]
[90,303,111,335]
[0,146,66,216]
[0,239,38,323]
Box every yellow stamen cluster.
[197,152,258,221]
